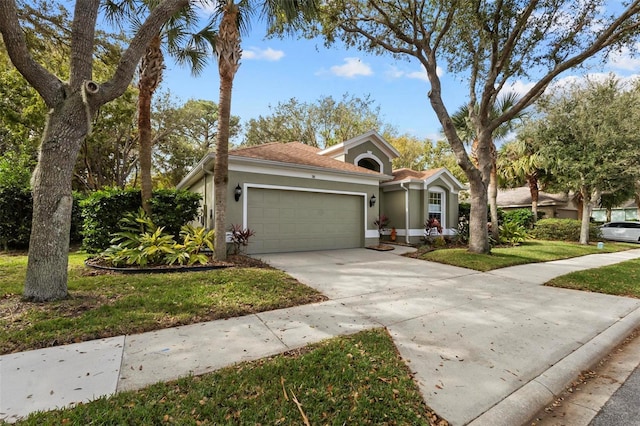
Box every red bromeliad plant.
[373,214,390,234]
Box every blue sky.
[161,34,448,140]
[152,6,640,143]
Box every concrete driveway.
[258,248,640,425]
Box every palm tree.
[104,1,215,214]
[451,93,524,239]
[497,137,546,221]
[209,0,318,260]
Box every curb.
[468,306,640,426]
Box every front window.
[357,158,381,172]
[428,192,442,223]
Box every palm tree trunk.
[213,5,241,260]
[489,163,499,240]
[528,176,539,222]
[138,34,164,215]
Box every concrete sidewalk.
[2,247,640,424]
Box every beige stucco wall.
[380,177,461,244]
[344,140,393,175]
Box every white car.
[600,221,640,243]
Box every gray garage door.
[246,188,364,254]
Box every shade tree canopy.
[302,0,640,253]
[242,94,391,149]
[529,76,640,244]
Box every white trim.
[365,230,380,238]
[230,161,382,186]
[395,228,457,237]
[395,228,425,237]
[318,130,400,160]
[354,152,384,174]
[427,187,447,230]
[242,183,371,242]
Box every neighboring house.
[592,199,640,222]
[496,186,579,219]
[177,130,464,254]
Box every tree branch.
[69,0,100,88]
[0,0,63,107]
[99,0,190,105]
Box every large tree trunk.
[213,5,241,261]
[469,175,490,253]
[579,187,598,245]
[24,95,89,301]
[138,34,164,215]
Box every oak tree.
[309,0,640,253]
[0,0,191,301]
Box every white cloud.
[608,44,640,71]
[329,57,373,78]
[385,65,443,81]
[501,80,537,96]
[243,47,285,61]
[547,72,640,92]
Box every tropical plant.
[497,136,548,222]
[102,210,215,266]
[229,224,255,254]
[210,0,318,261]
[425,217,443,236]
[373,214,390,234]
[498,221,528,246]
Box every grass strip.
[16,329,446,425]
[0,253,325,354]
[418,240,637,272]
[547,258,640,298]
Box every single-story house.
[496,186,579,219]
[177,130,465,254]
[592,199,639,222]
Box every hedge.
[80,188,201,253]
[0,186,86,250]
[502,209,536,229]
[0,186,33,250]
[531,218,601,242]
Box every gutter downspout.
[202,164,214,228]
[401,182,410,244]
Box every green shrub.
[0,185,32,250]
[499,221,528,245]
[70,191,87,244]
[503,209,535,229]
[81,188,141,253]
[101,210,213,267]
[81,188,201,253]
[531,218,601,242]
[0,186,85,250]
[149,189,201,238]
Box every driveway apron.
[257,248,640,425]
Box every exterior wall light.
[369,194,376,207]
[234,184,242,202]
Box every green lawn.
[14,329,444,425]
[417,240,637,272]
[547,258,640,298]
[0,252,325,355]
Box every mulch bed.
[83,254,273,275]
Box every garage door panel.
[247,188,364,254]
